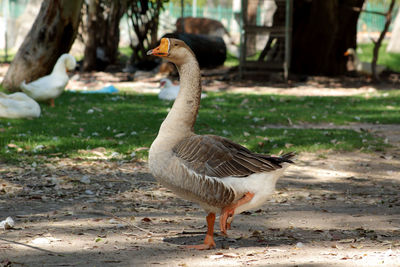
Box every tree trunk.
[2,0,83,92]
[82,0,98,71]
[126,0,162,65]
[246,0,259,56]
[371,0,395,81]
[105,1,126,65]
[387,8,400,53]
[291,0,364,75]
[82,0,127,71]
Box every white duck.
[0,92,41,119]
[158,78,206,101]
[344,48,385,76]
[20,53,76,107]
[147,38,294,250]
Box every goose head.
[159,78,174,88]
[344,48,360,70]
[344,48,359,63]
[55,53,77,73]
[344,48,356,57]
[147,38,195,65]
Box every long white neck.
[52,57,67,75]
[158,57,201,141]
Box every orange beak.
[344,51,349,56]
[147,38,170,57]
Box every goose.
[0,92,41,119]
[158,78,180,101]
[158,78,207,101]
[20,53,76,107]
[344,48,385,76]
[147,38,294,250]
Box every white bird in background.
[20,53,76,107]
[0,92,41,119]
[158,78,180,100]
[158,78,206,101]
[344,48,386,76]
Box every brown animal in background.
[176,17,229,37]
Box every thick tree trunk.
[2,0,83,92]
[387,8,400,53]
[291,0,364,75]
[105,1,126,64]
[82,0,127,71]
[246,0,259,56]
[82,0,98,71]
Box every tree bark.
[2,0,83,92]
[371,0,395,81]
[291,0,364,75]
[126,0,162,65]
[82,0,127,71]
[387,8,400,53]
[82,0,98,71]
[246,0,259,56]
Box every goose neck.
[52,57,67,74]
[158,59,201,138]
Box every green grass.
[119,46,133,64]
[225,52,239,67]
[224,51,262,67]
[357,42,400,72]
[0,90,395,163]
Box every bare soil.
[1,72,400,266]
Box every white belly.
[221,167,287,214]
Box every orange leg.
[226,216,234,230]
[49,98,55,107]
[220,192,255,235]
[186,212,216,250]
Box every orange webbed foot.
[220,207,235,235]
[186,213,216,250]
[226,216,234,230]
[185,235,216,250]
[220,192,255,235]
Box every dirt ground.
[1,71,400,266]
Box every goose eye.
[174,44,178,46]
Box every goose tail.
[20,80,34,96]
[20,80,28,91]
[280,151,296,163]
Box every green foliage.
[0,50,15,63]
[0,90,393,163]
[169,0,207,8]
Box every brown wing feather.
[172,134,294,178]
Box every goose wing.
[23,74,67,90]
[173,134,294,178]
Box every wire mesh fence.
[358,0,398,32]
[0,0,398,63]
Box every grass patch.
[0,90,392,163]
[357,42,400,72]
[225,52,239,67]
[224,50,263,67]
